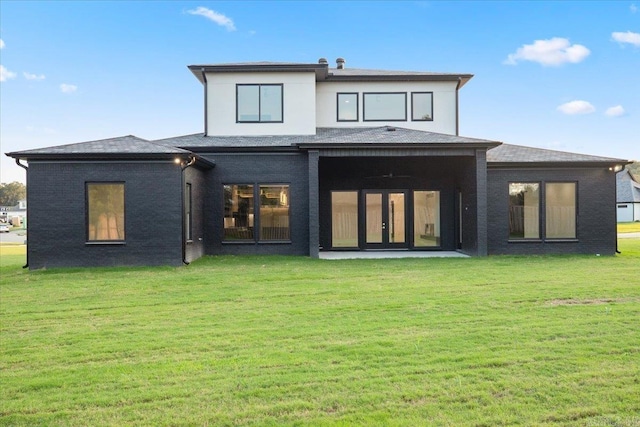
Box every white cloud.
[1,65,17,82]
[557,100,596,115]
[605,105,626,117]
[23,72,46,81]
[611,31,640,47]
[0,39,5,49]
[186,7,236,31]
[631,4,638,13]
[504,37,590,66]
[60,83,78,93]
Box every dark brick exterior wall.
[487,167,618,255]
[201,152,310,256]
[455,156,479,255]
[26,161,183,269]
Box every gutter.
[180,156,196,265]
[15,159,29,269]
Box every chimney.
[336,57,345,69]
[318,58,328,65]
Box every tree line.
[0,182,26,206]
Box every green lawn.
[618,222,640,233]
[1,242,639,426]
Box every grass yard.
[1,242,639,426]
[618,222,640,233]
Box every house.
[0,199,27,227]
[6,58,629,269]
[616,169,640,222]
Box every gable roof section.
[617,170,640,203]
[154,127,500,151]
[487,143,628,167]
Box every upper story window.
[236,84,283,123]
[337,93,358,122]
[412,92,433,121]
[363,92,407,121]
[87,182,125,242]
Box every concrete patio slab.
[319,251,469,260]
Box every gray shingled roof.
[154,127,499,149]
[487,143,625,164]
[617,170,640,203]
[7,135,190,157]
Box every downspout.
[180,156,196,265]
[201,68,208,136]
[15,159,29,269]
[455,77,462,136]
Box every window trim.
[236,83,284,123]
[85,181,126,244]
[363,92,407,122]
[411,92,434,122]
[336,92,359,122]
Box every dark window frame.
[336,92,359,122]
[223,183,291,244]
[85,181,126,244]
[363,92,407,122]
[236,83,284,123]
[185,182,192,242]
[411,92,434,121]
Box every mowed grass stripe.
[1,241,639,426]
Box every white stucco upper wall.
[316,81,458,134]
[206,72,316,136]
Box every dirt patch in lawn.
[546,298,636,306]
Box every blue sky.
[1,1,638,183]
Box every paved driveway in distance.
[0,230,27,244]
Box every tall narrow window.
[546,183,576,239]
[259,185,290,240]
[185,183,192,241]
[337,93,358,121]
[509,183,540,239]
[87,183,125,241]
[363,93,407,121]
[237,84,283,123]
[223,185,254,240]
[414,191,440,247]
[331,191,358,247]
[412,92,433,121]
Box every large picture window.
[224,184,290,242]
[509,183,540,239]
[337,93,358,122]
[331,191,358,247]
[411,92,433,121]
[236,84,283,123]
[546,182,576,239]
[413,191,440,247]
[363,92,407,121]
[87,183,125,241]
[223,185,254,240]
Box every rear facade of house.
[7,58,627,269]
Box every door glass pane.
[388,193,405,244]
[366,193,382,243]
[332,191,358,247]
[414,191,440,247]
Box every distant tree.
[626,161,640,181]
[0,182,26,206]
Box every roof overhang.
[188,63,329,84]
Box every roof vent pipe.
[336,57,345,69]
[318,58,328,65]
